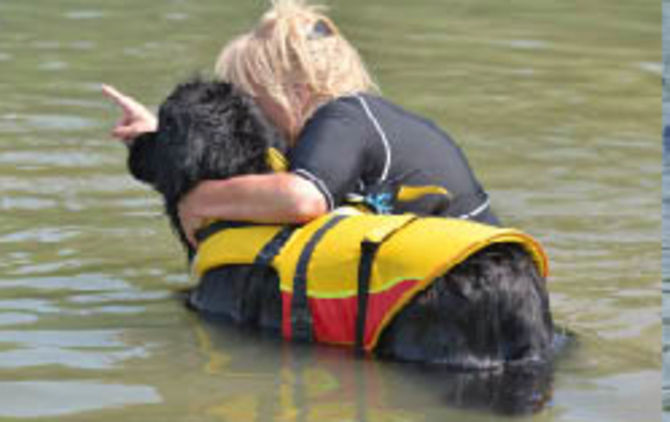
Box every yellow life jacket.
[193,211,548,352]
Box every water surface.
[0,0,661,420]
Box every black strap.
[355,240,380,356]
[291,215,348,342]
[254,225,296,266]
[354,216,418,355]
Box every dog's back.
[375,243,553,368]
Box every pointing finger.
[101,84,134,113]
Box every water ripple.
[0,150,110,168]
[0,312,39,326]
[68,290,170,304]
[70,40,95,50]
[0,329,125,348]
[496,39,549,50]
[38,60,68,71]
[0,381,161,418]
[64,10,105,20]
[0,274,131,292]
[0,175,141,195]
[0,299,60,313]
[639,61,662,75]
[0,346,148,369]
[165,12,189,21]
[30,40,60,50]
[0,227,79,243]
[0,113,99,132]
[9,260,87,276]
[0,196,58,210]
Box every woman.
[103,0,499,246]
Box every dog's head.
[129,79,285,204]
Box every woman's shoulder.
[352,93,452,137]
[306,93,395,126]
[296,94,385,151]
[326,92,394,110]
[303,94,368,128]
[315,94,365,114]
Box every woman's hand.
[178,191,204,248]
[102,84,158,143]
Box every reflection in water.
[191,316,559,419]
[410,364,555,415]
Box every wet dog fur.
[127,79,554,369]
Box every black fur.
[375,243,552,368]
[128,80,282,257]
[128,79,554,368]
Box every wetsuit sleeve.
[289,107,370,210]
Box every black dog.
[127,80,554,369]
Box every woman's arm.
[178,172,328,246]
[178,103,371,246]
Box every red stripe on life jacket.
[281,279,420,349]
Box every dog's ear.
[127,106,197,201]
[127,132,160,185]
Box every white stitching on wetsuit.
[293,168,335,210]
[355,95,391,182]
[458,195,491,220]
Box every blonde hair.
[215,0,378,132]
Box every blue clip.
[364,192,393,214]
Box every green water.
[0,0,661,420]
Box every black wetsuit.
[289,94,500,225]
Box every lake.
[0,0,661,420]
